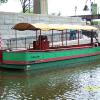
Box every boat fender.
[6,49,12,52]
[6,50,10,52]
[93,42,98,47]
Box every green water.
[0,60,100,100]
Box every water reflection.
[0,60,100,100]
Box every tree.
[20,0,33,13]
[0,0,33,13]
[0,0,8,3]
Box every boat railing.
[26,44,93,52]
[49,45,92,51]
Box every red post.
[40,30,42,50]
[0,34,2,50]
[66,30,67,46]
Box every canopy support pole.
[78,30,80,45]
[40,30,42,50]
[15,30,17,49]
[66,30,67,46]
[61,30,64,46]
[91,30,93,45]
[25,38,27,48]
[51,30,53,47]
[36,30,38,41]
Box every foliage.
[0,0,8,3]
[91,21,100,25]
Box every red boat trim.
[34,52,100,63]
[2,52,100,65]
[2,61,34,65]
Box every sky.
[0,0,100,16]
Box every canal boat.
[0,23,100,70]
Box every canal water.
[0,60,100,100]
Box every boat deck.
[6,44,94,53]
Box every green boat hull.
[1,46,100,70]
[0,54,100,71]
